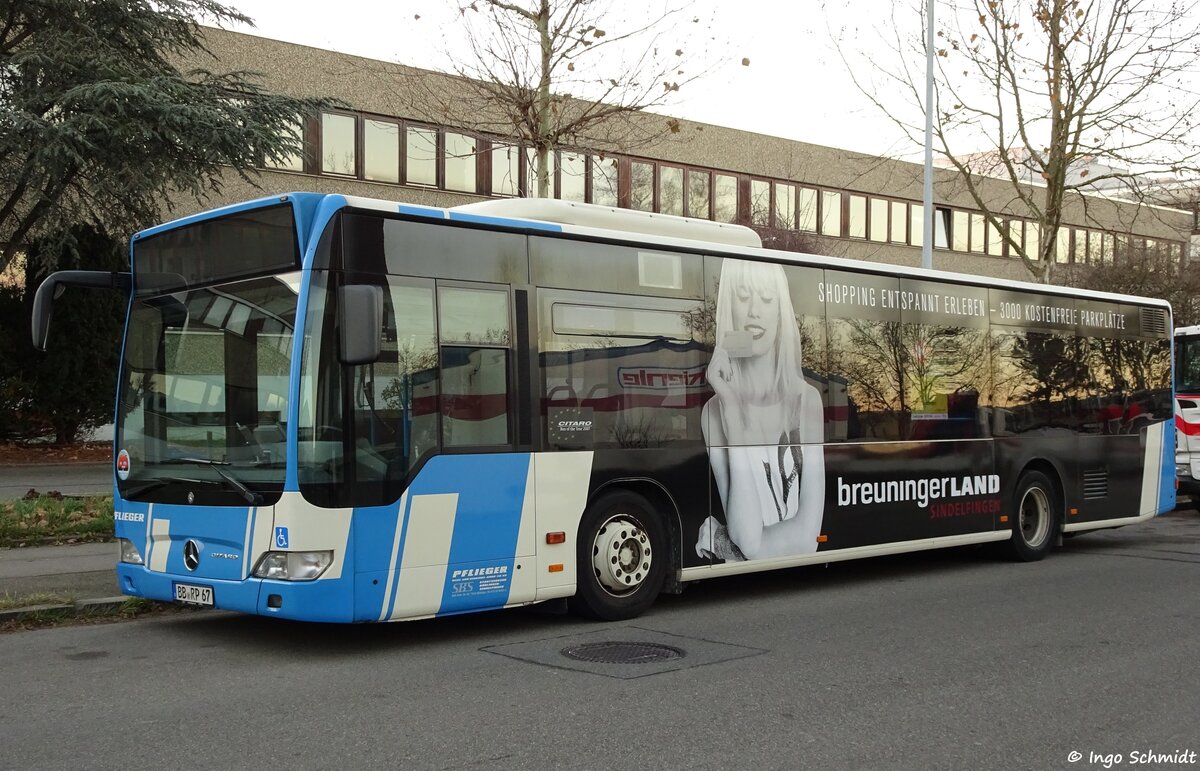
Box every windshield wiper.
[161,457,264,505]
[121,477,184,500]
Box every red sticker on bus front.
[116,449,131,480]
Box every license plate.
[174,583,214,606]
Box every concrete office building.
[183,27,1192,283]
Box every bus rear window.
[134,203,299,294]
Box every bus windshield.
[1178,333,1200,395]
[115,272,300,505]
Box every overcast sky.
[223,0,924,159]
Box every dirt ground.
[0,442,111,465]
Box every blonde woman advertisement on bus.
[697,258,826,562]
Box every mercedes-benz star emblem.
[183,540,201,571]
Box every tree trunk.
[535,0,553,198]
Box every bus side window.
[441,346,510,446]
[438,284,512,448]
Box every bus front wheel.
[569,490,667,621]
[1006,469,1060,562]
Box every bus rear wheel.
[569,490,667,621]
[1006,469,1060,562]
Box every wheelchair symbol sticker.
[274,527,290,549]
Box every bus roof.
[153,192,1173,312]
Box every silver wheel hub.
[592,515,652,595]
[1019,486,1051,548]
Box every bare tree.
[427,0,717,198]
[1070,243,1200,325]
[849,0,1200,283]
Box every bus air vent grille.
[1140,308,1168,337]
[1083,468,1109,500]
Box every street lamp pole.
[922,0,935,270]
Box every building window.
[492,144,520,197]
[869,197,888,242]
[659,165,683,216]
[987,219,1004,255]
[444,132,477,193]
[265,118,305,172]
[630,161,654,211]
[750,179,770,226]
[821,190,842,237]
[798,187,818,232]
[775,183,796,229]
[592,155,619,207]
[1056,227,1071,263]
[969,213,985,253]
[363,119,400,183]
[935,207,951,249]
[952,210,969,251]
[687,170,711,219]
[1006,220,1023,257]
[557,152,586,202]
[848,194,867,239]
[321,113,356,176]
[714,174,738,223]
[890,201,906,243]
[1025,222,1040,260]
[406,126,437,186]
[1086,230,1102,264]
[910,204,924,247]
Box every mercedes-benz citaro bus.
[32,193,1176,623]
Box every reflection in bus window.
[540,288,706,450]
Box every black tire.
[1006,469,1061,562]
[568,490,668,621]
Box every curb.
[0,596,133,623]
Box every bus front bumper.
[116,564,354,623]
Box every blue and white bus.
[33,193,1176,622]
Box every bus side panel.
[351,495,410,622]
[587,440,1002,568]
[1073,433,1144,523]
[814,440,999,553]
[993,433,1075,523]
[368,453,535,621]
[1146,419,1175,515]
[587,447,710,570]
[531,451,595,602]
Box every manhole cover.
[561,641,685,665]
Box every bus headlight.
[118,538,144,565]
[252,551,333,581]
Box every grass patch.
[0,597,186,633]
[0,495,114,547]
[0,591,73,610]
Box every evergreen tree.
[0,0,339,273]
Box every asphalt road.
[2,513,1197,770]
[0,463,111,499]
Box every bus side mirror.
[32,270,131,351]
[338,284,383,366]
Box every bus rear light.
[118,538,144,565]
[816,535,828,543]
[999,515,1009,523]
[252,551,333,581]
[548,563,564,573]
[546,532,566,544]
[1070,508,1079,516]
